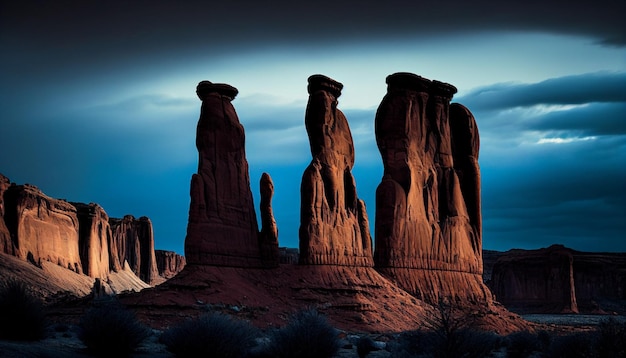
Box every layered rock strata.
[299,74,373,266]
[73,202,111,278]
[490,245,626,314]
[110,215,159,284]
[373,72,489,304]
[155,250,186,279]
[185,81,272,267]
[2,184,83,273]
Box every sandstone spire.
[373,72,488,303]
[299,74,373,266]
[184,81,265,267]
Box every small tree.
[0,279,46,341]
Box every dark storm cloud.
[460,72,626,111]
[481,138,626,252]
[1,0,624,71]
[464,72,626,252]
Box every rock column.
[299,74,373,266]
[374,72,488,304]
[184,81,266,267]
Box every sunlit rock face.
[184,81,270,267]
[110,215,159,284]
[2,184,83,273]
[299,74,374,266]
[73,202,111,279]
[155,250,186,279]
[373,72,489,304]
[0,173,12,255]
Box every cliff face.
[2,184,83,273]
[0,174,12,255]
[155,250,186,279]
[110,215,160,284]
[73,202,111,279]
[299,74,373,266]
[373,73,488,304]
[0,173,168,289]
[184,81,277,267]
[489,245,626,314]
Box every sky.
[1,0,624,254]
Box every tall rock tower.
[185,81,277,267]
[374,72,490,304]
[299,74,373,267]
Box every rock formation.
[489,245,626,314]
[185,81,275,267]
[110,215,159,284]
[73,202,111,279]
[0,174,12,255]
[373,72,489,304]
[155,250,186,279]
[2,183,83,273]
[299,74,373,266]
[259,172,279,266]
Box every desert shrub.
[506,330,542,358]
[261,309,340,358]
[78,301,150,356]
[547,332,598,358]
[597,318,626,358]
[0,279,46,341]
[160,311,258,358]
[389,329,501,358]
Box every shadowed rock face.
[259,172,279,267]
[489,245,626,314]
[373,72,487,304]
[110,215,159,284]
[184,81,268,267]
[2,184,83,273]
[155,250,186,279]
[299,74,373,266]
[0,174,12,255]
[72,202,111,279]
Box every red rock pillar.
[184,81,264,267]
[374,72,489,304]
[299,74,374,267]
[259,172,279,267]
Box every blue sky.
[1,0,624,254]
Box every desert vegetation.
[77,298,150,356]
[0,279,47,341]
[160,311,259,358]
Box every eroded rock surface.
[299,74,373,266]
[490,245,626,314]
[373,72,488,304]
[73,202,111,279]
[0,173,12,255]
[110,215,159,284]
[185,81,267,267]
[259,172,279,267]
[155,249,186,279]
[2,184,83,273]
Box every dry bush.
[0,279,46,341]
